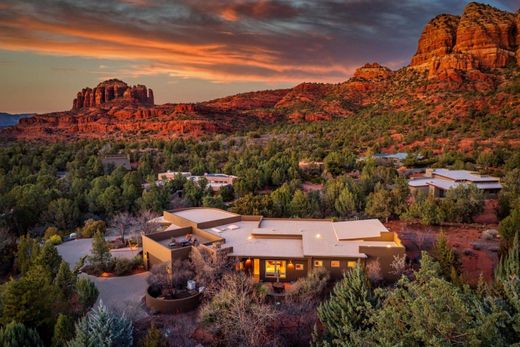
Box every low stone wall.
[145,287,202,314]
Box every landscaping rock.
[481,229,498,240]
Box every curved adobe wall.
[145,287,202,314]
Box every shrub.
[44,226,60,240]
[138,323,168,347]
[113,258,133,276]
[0,321,43,347]
[68,301,133,347]
[76,277,99,310]
[81,219,106,238]
[48,234,63,245]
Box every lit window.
[265,260,286,278]
[347,261,357,268]
[295,264,304,271]
[331,260,341,268]
[314,260,323,267]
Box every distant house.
[298,160,324,172]
[155,171,237,191]
[408,169,502,198]
[142,208,404,281]
[101,154,131,171]
[359,152,414,167]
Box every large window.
[331,260,341,268]
[265,260,286,279]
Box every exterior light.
[245,258,252,268]
[248,235,253,240]
[386,245,392,248]
[315,233,321,239]
[287,260,295,270]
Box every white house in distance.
[408,168,502,198]
[157,171,238,191]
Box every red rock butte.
[72,79,154,110]
[410,2,520,78]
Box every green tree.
[54,261,76,300]
[0,321,44,347]
[313,264,375,346]
[271,183,292,217]
[498,208,520,250]
[34,241,63,279]
[45,198,79,231]
[51,314,74,347]
[289,190,310,217]
[15,235,40,274]
[441,184,484,223]
[68,301,133,347]
[88,231,112,272]
[334,188,357,217]
[202,195,225,209]
[365,188,392,222]
[432,232,460,283]
[76,278,99,310]
[81,219,106,238]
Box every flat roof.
[172,208,239,224]
[433,169,499,182]
[333,219,388,240]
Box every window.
[295,264,304,271]
[331,260,341,268]
[347,261,357,268]
[314,260,323,267]
[265,260,286,279]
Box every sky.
[0,0,517,113]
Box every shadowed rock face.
[72,79,154,110]
[411,2,519,77]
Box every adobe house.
[142,208,405,281]
[408,168,502,198]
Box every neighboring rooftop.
[173,208,239,224]
[432,169,499,182]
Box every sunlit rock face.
[72,79,154,110]
[411,3,519,78]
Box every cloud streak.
[0,0,517,84]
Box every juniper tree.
[68,301,133,347]
[52,314,75,347]
[54,261,77,300]
[76,278,99,310]
[432,232,460,283]
[313,264,376,346]
[0,321,44,347]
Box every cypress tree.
[313,264,376,346]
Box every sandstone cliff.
[411,2,519,78]
[72,79,154,110]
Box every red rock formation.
[411,2,519,78]
[411,14,460,67]
[72,79,154,110]
[353,63,392,80]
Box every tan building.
[156,171,237,191]
[142,208,405,282]
[409,169,502,198]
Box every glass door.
[265,260,286,279]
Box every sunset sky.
[0,0,517,113]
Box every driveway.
[58,239,150,316]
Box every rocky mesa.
[2,2,519,144]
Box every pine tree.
[52,314,75,347]
[313,264,375,346]
[15,235,40,274]
[334,188,356,217]
[76,278,99,310]
[54,260,77,300]
[35,241,63,279]
[0,321,44,347]
[68,301,133,347]
[432,232,460,283]
[365,188,392,222]
[89,231,112,271]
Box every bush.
[114,258,133,276]
[48,234,63,245]
[44,226,60,240]
[81,219,106,238]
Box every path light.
[288,260,295,271]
